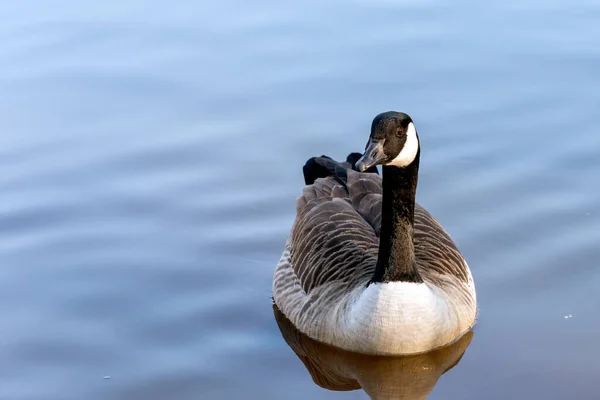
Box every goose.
[273,111,477,355]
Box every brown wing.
[291,176,378,293]
[346,169,470,284]
[290,163,470,294]
[413,205,471,284]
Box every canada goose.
[273,304,473,399]
[273,111,477,355]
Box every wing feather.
[289,159,470,295]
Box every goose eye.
[396,128,403,137]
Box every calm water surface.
[1,1,600,399]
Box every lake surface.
[1,1,600,399]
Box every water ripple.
[1,1,600,399]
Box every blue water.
[1,1,599,399]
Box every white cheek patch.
[386,122,419,167]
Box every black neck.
[370,150,422,284]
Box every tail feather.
[302,153,378,186]
[302,156,348,185]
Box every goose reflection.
[273,304,473,400]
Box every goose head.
[355,111,419,172]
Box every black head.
[355,111,419,172]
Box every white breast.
[296,281,475,355]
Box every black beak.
[355,140,386,172]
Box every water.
[1,1,599,399]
